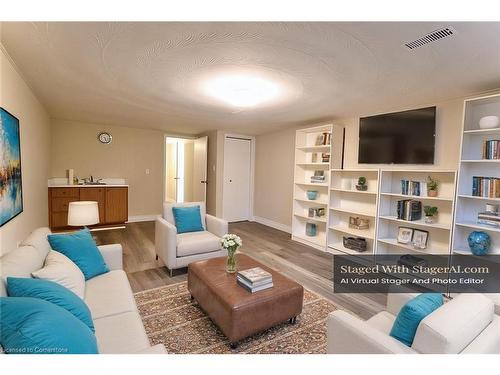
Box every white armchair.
[155,201,228,276]
[327,293,500,354]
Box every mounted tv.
[358,106,436,164]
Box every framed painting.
[0,108,23,227]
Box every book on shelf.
[397,200,422,221]
[400,179,427,196]
[472,176,500,198]
[477,212,500,227]
[310,170,326,183]
[482,139,500,160]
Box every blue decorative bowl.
[467,231,491,255]
[307,190,318,200]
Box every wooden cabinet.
[80,187,106,224]
[105,187,128,224]
[48,186,128,229]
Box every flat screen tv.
[358,106,436,164]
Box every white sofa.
[155,201,228,275]
[0,227,165,354]
[327,293,500,354]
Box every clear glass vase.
[226,248,238,273]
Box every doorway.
[222,135,254,222]
[165,136,208,203]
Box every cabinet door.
[105,187,128,224]
[80,187,106,224]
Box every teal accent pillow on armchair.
[0,297,98,354]
[172,205,204,234]
[47,228,109,280]
[7,277,94,332]
[390,293,443,346]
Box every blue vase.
[307,190,318,200]
[306,223,317,237]
[467,231,491,255]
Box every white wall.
[253,94,498,230]
[0,45,51,254]
[50,119,165,218]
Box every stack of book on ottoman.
[237,267,273,293]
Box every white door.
[192,136,208,202]
[223,137,252,222]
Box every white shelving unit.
[453,94,500,255]
[327,169,380,255]
[292,123,344,251]
[377,169,457,255]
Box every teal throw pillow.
[172,205,204,234]
[47,228,109,280]
[0,297,98,354]
[390,293,443,346]
[7,277,94,332]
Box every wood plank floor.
[93,220,385,319]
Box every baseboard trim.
[127,214,161,223]
[252,216,292,234]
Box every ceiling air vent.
[404,27,456,50]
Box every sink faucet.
[82,175,103,184]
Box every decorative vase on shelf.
[220,234,242,273]
[479,116,500,129]
[306,223,317,237]
[307,190,318,200]
[424,215,434,224]
[467,231,491,255]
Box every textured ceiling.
[2,22,500,135]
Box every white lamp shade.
[68,201,100,226]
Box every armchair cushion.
[177,231,221,257]
[390,293,443,346]
[172,205,204,234]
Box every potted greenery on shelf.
[427,176,439,197]
[355,176,368,191]
[424,205,438,224]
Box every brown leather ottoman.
[188,254,304,347]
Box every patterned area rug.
[134,281,336,354]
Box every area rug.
[134,281,336,354]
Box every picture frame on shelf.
[349,216,370,230]
[397,227,414,244]
[412,229,429,249]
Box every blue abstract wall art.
[0,108,23,227]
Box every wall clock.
[97,132,112,144]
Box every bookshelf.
[292,123,344,251]
[377,169,457,256]
[327,169,380,255]
[453,94,500,255]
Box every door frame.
[222,133,256,222]
[163,134,197,204]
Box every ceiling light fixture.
[202,74,280,108]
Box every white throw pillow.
[32,250,85,298]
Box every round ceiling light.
[202,74,281,108]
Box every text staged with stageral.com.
[333,254,500,293]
